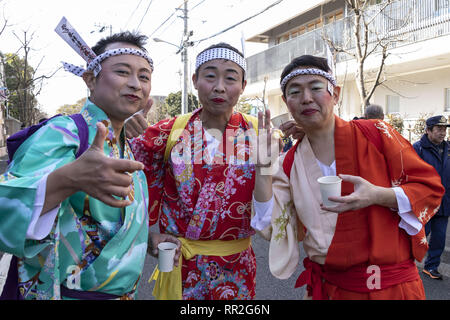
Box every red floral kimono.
[131,108,257,300]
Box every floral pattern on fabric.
[132,108,257,300]
[0,100,149,299]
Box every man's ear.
[240,79,247,94]
[333,86,341,104]
[192,73,198,90]
[82,71,96,92]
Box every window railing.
[246,0,450,85]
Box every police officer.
[413,115,450,280]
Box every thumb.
[142,98,153,118]
[90,122,108,151]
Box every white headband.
[281,68,337,95]
[62,48,154,77]
[55,17,154,77]
[195,47,246,74]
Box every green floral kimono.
[0,100,149,299]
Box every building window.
[445,88,450,112]
[386,95,400,114]
[325,10,344,24]
[276,9,343,45]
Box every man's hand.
[279,120,304,141]
[256,109,280,168]
[148,232,182,267]
[252,109,279,202]
[44,122,145,214]
[321,174,397,213]
[125,98,153,139]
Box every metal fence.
[246,0,450,84]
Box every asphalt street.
[137,228,450,300]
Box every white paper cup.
[158,242,177,272]
[317,176,342,207]
[271,113,291,129]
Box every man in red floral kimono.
[131,43,258,300]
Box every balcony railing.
[246,0,450,85]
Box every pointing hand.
[72,122,145,208]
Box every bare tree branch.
[323,0,413,114]
[5,30,60,125]
[380,83,418,99]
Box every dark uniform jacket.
[413,134,450,217]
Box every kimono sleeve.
[268,155,304,280]
[130,118,175,225]
[377,121,444,227]
[0,116,80,257]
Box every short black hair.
[364,104,384,120]
[91,31,148,55]
[280,55,331,97]
[195,42,245,84]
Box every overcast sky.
[0,0,316,115]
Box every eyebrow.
[202,65,240,75]
[111,62,152,73]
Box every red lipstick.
[212,98,226,103]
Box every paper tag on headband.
[55,17,96,63]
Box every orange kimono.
[267,116,444,300]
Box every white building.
[243,0,450,141]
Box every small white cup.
[157,242,177,272]
[317,175,342,207]
[271,113,291,129]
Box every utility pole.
[181,1,190,115]
[155,1,193,115]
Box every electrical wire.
[124,0,143,29]
[191,0,207,11]
[148,1,185,38]
[194,0,284,44]
[136,0,154,31]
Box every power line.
[149,0,207,40]
[124,0,143,29]
[195,0,284,44]
[136,0,154,31]
[191,0,207,11]
[148,1,185,39]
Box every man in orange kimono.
[252,55,445,299]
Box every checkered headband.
[62,48,154,77]
[195,47,247,74]
[280,68,337,95]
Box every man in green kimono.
[0,21,179,300]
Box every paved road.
[136,227,450,300]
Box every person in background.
[364,104,384,120]
[413,115,450,280]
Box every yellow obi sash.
[149,237,251,300]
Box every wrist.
[50,163,78,196]
[254,174,273,202]
[374,185,397,209]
